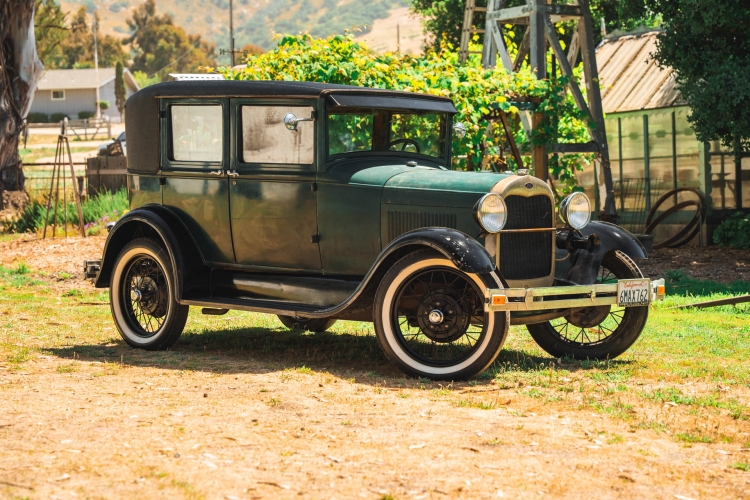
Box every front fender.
[384,228,495,274]
[556,221,647,285]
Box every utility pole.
[93,12,100,119]
[229,0,234,66]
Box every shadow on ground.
[46,325,634,385]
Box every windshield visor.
[327,108,448,161]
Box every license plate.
[616,279,651,307]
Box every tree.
[57,7,127,69]
[114,61,126,120]
[652,0,750,151]
[34,0,67,68]
[126,0,217,80]
[0,0,44,196]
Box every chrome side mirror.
[284,113,314,131]
[453,122,467,139]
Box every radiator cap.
[517,168,529,176]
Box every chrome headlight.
[560,192,591,230]
[474,193,507,233]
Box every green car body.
[87,81,664,380]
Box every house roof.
[37,68,140,92]
[596,31,684,114]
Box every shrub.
[713,212,750,249]
[27,112,48,123]
[78,111,95,119]
[10,188,129,234]
[219,33,591,192]
[50,113,68,123]
[98,100,110,110]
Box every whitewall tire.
[373,250,509,380]
[110,238,189,350]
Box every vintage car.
[84,80,665,380]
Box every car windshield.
[327,109,447,160]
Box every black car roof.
[134,80,454,102]
[125,80,456,175]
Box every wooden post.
[533,111,547,180]
[578,0,616,219]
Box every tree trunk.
[0,0,44,203]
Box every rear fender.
[94,206,209,299]
[556,221,647,285]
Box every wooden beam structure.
[458,0,618,221]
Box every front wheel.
[526,250,649,360]
[373,250,509,380]
[110,238,189,350]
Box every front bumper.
[484,278,666,312]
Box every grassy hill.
[60,0,425,66]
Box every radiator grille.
[504,195,553,229]
[387,211,457,242]
[500,194,554,280]
[500,231,553,279]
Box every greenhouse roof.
[596,31,684,114]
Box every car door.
[229,99,322,270]
[161,98,234,264]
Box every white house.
[29,68,140,123]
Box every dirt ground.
[0,235,749,499]
[635,246,750,284]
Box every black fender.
[94,205,210,299]
[301,228,498,321]
[556,221,647,285]
[384,227,495,274]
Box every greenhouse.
[577,31,741,244]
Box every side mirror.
[284,113,314,131]
[453,122,467,139]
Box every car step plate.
[616,278,651,307]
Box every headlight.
[560,192,591,230]
[474,193,507,233]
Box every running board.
[180,297,335,318]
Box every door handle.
[209,170,224,176]
[227,170,239,177]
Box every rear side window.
[241,105,314,165]
[171,105,223,162]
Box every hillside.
[59,0,426,66]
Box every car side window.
[241,105,314,165]
[170,105,223,162]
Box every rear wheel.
[373,250,509,380]
[277,315,337,333]
[110,238,189,350]
[526,250,649,360]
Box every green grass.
[9,188,129,234]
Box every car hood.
[383,169,512,208]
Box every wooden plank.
[513,26,530,72]
[544,17,597,139]
[549,142,600,153]
[673,294,750,310]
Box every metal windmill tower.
[459,0,617,221]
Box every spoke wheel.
[374,250,509,380]
[122,256,169,337]
[392,268,484,367]
[110,238,189,350]
[526,250,649,360]
[549,264,624,346]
